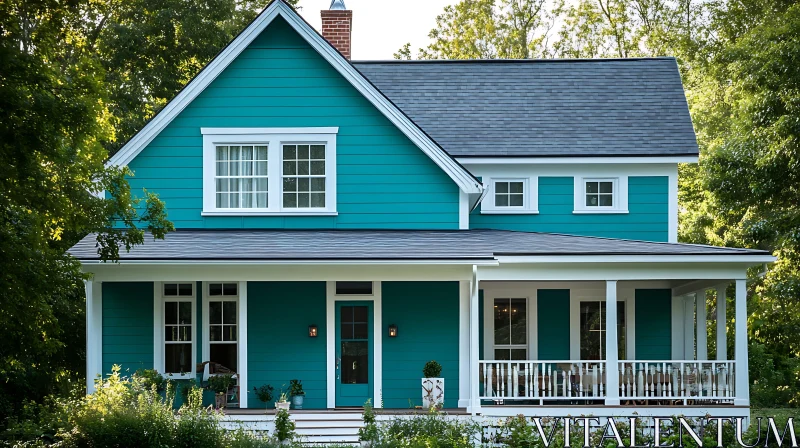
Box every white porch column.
[469,267,481,414]
[85,280,102,394]
[458,281,471,408]
[684,295,695,360]
[734,279,750,405]
[716,284,728,361]
[671,294,685,359]
[605,280,620,405]
[696,290,708,361]
[238,281,248,408]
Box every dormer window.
[201,128,338,216]
[574,176,629,214]
[481,177,538,214]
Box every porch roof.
[70,229,771,262]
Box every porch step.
[224,411,365,445]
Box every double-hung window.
[207,282,238,371]
[579,301,626,360]
[202,128,337,215]
[160,283,195,377]
[493,298,528,360]
[481,177,538,214]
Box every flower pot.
[421,377,444,409]
[215,393,227,409]
[275,401,291,411]
[292,394,304,409]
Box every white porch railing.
[618,361,736,403]
[479,361,606,402]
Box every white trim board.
[107,1,481,195]
[457,156,699,165]
[325,281,383,409]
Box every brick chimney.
[321,0,352,60]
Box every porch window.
[160,283,195,377]
[493,298,527,360]
[579,301,626,360]
[208,283,238,371]
[201,128,337,216]
[282,144,326,209]
[214,145,269,209]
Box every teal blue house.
[71,0,773,424]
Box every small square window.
[164,283,193,297]
[585,180,615,207]
[209,283,237,296]
[494,181,525,208]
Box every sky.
[297,0,455,60]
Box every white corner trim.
[373,282,383,408]
[325,283,335,409]
[107,1,481,195]
[459,191,469,229]
[238,281,248,408]
[86,280,103,394]
[668,166,679,243]
[201,127,339,135]
[457,281,470,408]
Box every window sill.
[480,209,540,215]
[572,209,630,215]
[201,211,338,217]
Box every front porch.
[75,229,772,419]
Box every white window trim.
[201,128,338,216]
[481,177,539,214]
[573,176,629,214]
[202,282,240,375]
[154,282,197,380]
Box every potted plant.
[289,379,305,409]
[253,384,274,409]
[275,385,291,411]
[421,360,444,409]
[208,374,236,408]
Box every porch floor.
[223,408,470,415]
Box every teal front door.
[335,302,373,407]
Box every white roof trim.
[107,0,481,194]
[495,254,776,264]
[457,156,699,165]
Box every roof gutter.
[77,258,501,266]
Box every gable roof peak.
[329,0,347,10]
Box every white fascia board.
[107,1,482,195]
[200,127,339,135]
[495,254,776,264]
[79,259,499,266]
[457,156,699,165]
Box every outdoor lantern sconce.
[388,324,398,337]
[308,325,318,337]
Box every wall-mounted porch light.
[308,325,318,337]
[388,324,398,338]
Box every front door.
[335,302,373,407]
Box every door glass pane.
[353,306,368,323]
[165,302,177,324]
[179,302,192,324]
[165,343,192,374]
[340,321,353,340]
[209,302,222,324]
[494,299,511,344]
[223,302,237,324]
[353,323,368,339]
[510,299,526,344]
[341,341,368,384]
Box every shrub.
[422,360,442,378]
[253,384,274,404]
[358,399,379,443]
[273,408,295,442]
[133,369,166,393]
[375,407,480,448]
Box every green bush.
[374,407,480,448]
[273,408,295,442]
[358,399,379,443]
[422,360,442,378]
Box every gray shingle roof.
[353,58,698,158]
[69,230,768,261]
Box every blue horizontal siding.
[102,282,154,377]
[382,282,460,409]
[247,282,327,409]
[125,16,460,230]
[635,289,672,360]
[471,176,669,241]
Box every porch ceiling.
[69,229,771,262]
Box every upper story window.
[573,176,629,214]
[202,128,337,216]
[481,177,538,214]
